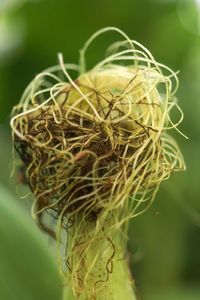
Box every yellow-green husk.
[10,27,185,300]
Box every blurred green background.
[0,0,200,299]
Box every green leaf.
[0,183,62,300]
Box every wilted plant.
[10,27,185,300]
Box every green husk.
[61,217,136,300]
[10,27,185,299]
